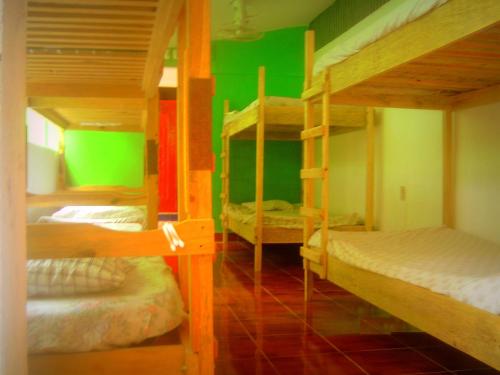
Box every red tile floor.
[213,241,499,375]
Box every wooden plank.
[300,246,323,265]
[142,0,183,97]
[301,125,326,140]
[27,219,214,259]
[365,108,375,231]
[0,1,28,373]
[29,344,186,375]
[28,96,146,110]
[320,71,331,279]
[222,99,230,254]
[254,66,265,273]
[451,83,500,109]
[189,78,212,170]
[145,93,159,229]
[300,206,323,219]
[327,0,500,96]
[27,191,147,207]
[327,256,500,370]
[26,83,144,98]
[300,167,325,180]
[33,108,70,128]
[443,110,455,228]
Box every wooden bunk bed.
[18,0,215,374]
[300,0,500,370]
[221,66,369,272]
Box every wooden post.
[443,109,454,228]
[0,0,28,373]
[303,30,316,301]
[254,66,265,273]
[145,93,160,230]
[222,100,230,254]
[320,71,330,280]
[365,107,375,231]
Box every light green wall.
[64,130,144,188]
[212,26,306,232]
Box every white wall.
[325,108,443,231]
[27,143,59,194]
[455,102,500,244]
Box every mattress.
[28,256,185,353]
[309,227,500,314]
[313,0,448,75]
[227,202,359,229]
[38,205,147,227]
[224,96,302,125]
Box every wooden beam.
[365,108,375,231]
[66,125,143,133]
[28,97,147,111]
[27,83,144,98]
[145,93,159,229]
[33,108,70,128]
[142,0,184,98]
[443,110,455,228]
[451,83,500,109]
[0,0,27,373]
[254,67,265,273]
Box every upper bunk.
[223,67,368,141]
[303,0,500,110]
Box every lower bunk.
[27,220,215,375]
[304,227,500,370]
[223,201,363,271]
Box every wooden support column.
[302,30,316,301]
[365,108,375,231]
[179,1,214,374]
[145,93,159,230]
[443,109,455,228]
[254,67,265,273]
[320,71,330,279]
[0,0,28,373]
[221,100,230,254]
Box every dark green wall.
[65,130,144,188]
[212,26,306,231]
[309,0,390,50]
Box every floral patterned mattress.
[27,256,185,353]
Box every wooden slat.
[254,66,265,273]
[28,96,146,110]
[443,110,454,228]
[301,125,326,140]
[142,0,183,97]
[365,108,375,231]
[300,167,325,180]
[300,246,323,265]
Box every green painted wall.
[309,0,389,49]
[64,130,144,188]
[212,26,306,231]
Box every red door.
[158,100,177,214]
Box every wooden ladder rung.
[220,173,228,179]
[220,193,227,199]
[220,152,227,158]
[301,125,327,140]
[300,246,323,264]
[301,84,323,101]
[300,206,324,219]
[300,168,326,179]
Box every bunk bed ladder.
[301,30,330,300]
[221,100,230,254]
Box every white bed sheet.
[224,96,302,125]
[227,202,359,229]
[309,227,500,314]
[28,256,185,353]
[314,0,448,75]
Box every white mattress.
[38,205,147,227]
[227,203,359,229]
[28,256,185,353]
[309,227,500,314]
[224,96,301,125]
[314,0,448,75]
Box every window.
[26,108,63,152]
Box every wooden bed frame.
[221,66,369,272]
[27,220,214,375]
[301,0,500,370]
[1,0,215,373]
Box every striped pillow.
[27,258,132,297]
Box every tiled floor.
[214,242,499,375]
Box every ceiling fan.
[216,0,263,42]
